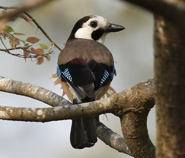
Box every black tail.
[70,116,97,149]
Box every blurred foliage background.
[0,0,155,158]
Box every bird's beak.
[104,23,125,33]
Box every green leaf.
[5,25,14,33]
[2,10,8,16]
[14,32,25,35]
[46,54,51,62]
[39,43,48,49]
[24,42,30,47]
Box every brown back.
[58,39,114,66]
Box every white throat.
[75,28,107,44]
[75,27,94,40]
[74,15,109,44]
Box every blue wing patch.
[57,66,73,83]
[100,69,109,86]
[62,68,73,82]
[57,66,62,80]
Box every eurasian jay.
[57,15,124,149]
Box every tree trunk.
[154,15,185,158]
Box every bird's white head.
[67,15,124,44]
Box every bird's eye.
[90,21,98,28]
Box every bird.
[57,15,124,149]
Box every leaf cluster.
[0,9,54,65]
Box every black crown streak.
[67,16,91,41]
[91,28,104,41]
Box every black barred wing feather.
[57,58,116,101]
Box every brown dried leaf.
[23,50,30,61]
[51,74,61,85]
[62,90,66,97]
[105,92,111,97]
[19,14,33,25]
[36,48,44,55]
[51,73,58,79]
[14,39,20,46]
[109,86,116,93]
[1,33,6,40]
[54,78,61,85]
[30,47,39,55]
[26,37,40,44]
[9,37,16,48]
[51,74,65,96]
[36,57,44,65]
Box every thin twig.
[0,46,31,51]
[0,6,17,10]
[23,12,62,52]
[0,38,10,54]
[0,44,53,59]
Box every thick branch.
[0,99,113,122]
[0,77,154,120]
[0,77,70,107]
[119,78,155,158]
[123,0,185,29]
[121,111,155,158]
[0,104,131,154]
[0,77,155,156]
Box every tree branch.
[0,76,70,107]
[0,46,54,59]
[0,46,31,51]
[0,105,132,155]
[123,0,185,29]
[119,79,155,158]
[0,77,155,119]
[121,111,155,158]
[0,4,62,52]
[0,77,155,156]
